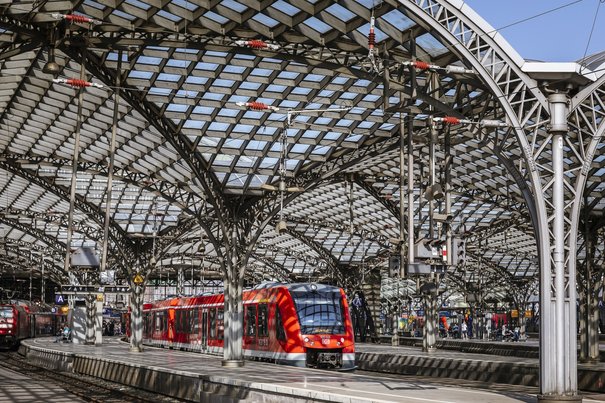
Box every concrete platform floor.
[19,337,605,403]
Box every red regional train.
[0,301,61,349]
[142,283,355,369]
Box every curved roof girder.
[0,157,133,264]
[60,39,229,240]
[248,254,293,283]
[287,217,391,250]
[0,242,65,284]
[280,225,342,279]
[2,153,206,220]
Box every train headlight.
[304,337,309,343]
[340,337,344,343]
[310,284,317,291]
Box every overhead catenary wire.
[579,0,605,72]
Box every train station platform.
[357,342,605,393]
[19,337,549,403]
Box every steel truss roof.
[0,0,603,306]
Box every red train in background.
[0,301,63,349]
[141,283,355,369]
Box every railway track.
[0,351,191,403]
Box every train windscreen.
[0,307,13,318]
[291,290,345,335]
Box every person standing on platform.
[461,320,468,340]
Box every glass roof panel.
[171,0,198,11]
[251,13,280,28]
[303,16,332,34]
[112,9,136,20]
[381,9,415,30]
[129,70,153,79]
[125,0,151,10]
[325,3,356,22]
[220,0,248,13]
[157,10,181,22]
[416,32,450,57]
[204,10,228,24]
[273,1,301,15]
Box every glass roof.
[0,0,600,308]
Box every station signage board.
[61,285,130,295]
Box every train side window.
[182,310,189,334]
[155,312,164,332]
[209,309,216,338]
[258,304,268,337]
[191,308,199,335]
[217,308,224,340]
[175,310,181,333]
[275,307,286,342]
[245,305,257,337]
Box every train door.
[167,308,175,347]
[244,304,257,352]
[201,310,208,351]
[257,304,269,354]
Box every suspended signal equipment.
[367,15,380,73]
[235,101,280,112]
[234,40,280,51]
[51,13,102,25]
[403,60,474,75]
[138,283,356,370]
[431,116,508,128]
[52,78,105,89]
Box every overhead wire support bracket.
[431,116,509,128]
[51,13,102,25]
[235,101,279,111]
[53,78,105,89]
[402,60,475,75]
[367,13,380,74]
[234,39,280,51]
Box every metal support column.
[85,292,95,344]
[407,115,415,265]
[177,267,184,296]
[222,221,244,367]
[538,93,580,402]
[444,127,452,266]
[428,120,436,239]
[129,283,144,352]
[399,115,406,277]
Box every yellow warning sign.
[133,273,144,285]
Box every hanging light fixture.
[43,47,61,76]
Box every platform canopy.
[0,0,603,306]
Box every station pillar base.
[537,394,582,403]
[391,334,399,346]
[129,346,143,353]
[423,346,437,354]
[222,360,245,368]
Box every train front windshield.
[0,308,13,318]
[291,290,345,335]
